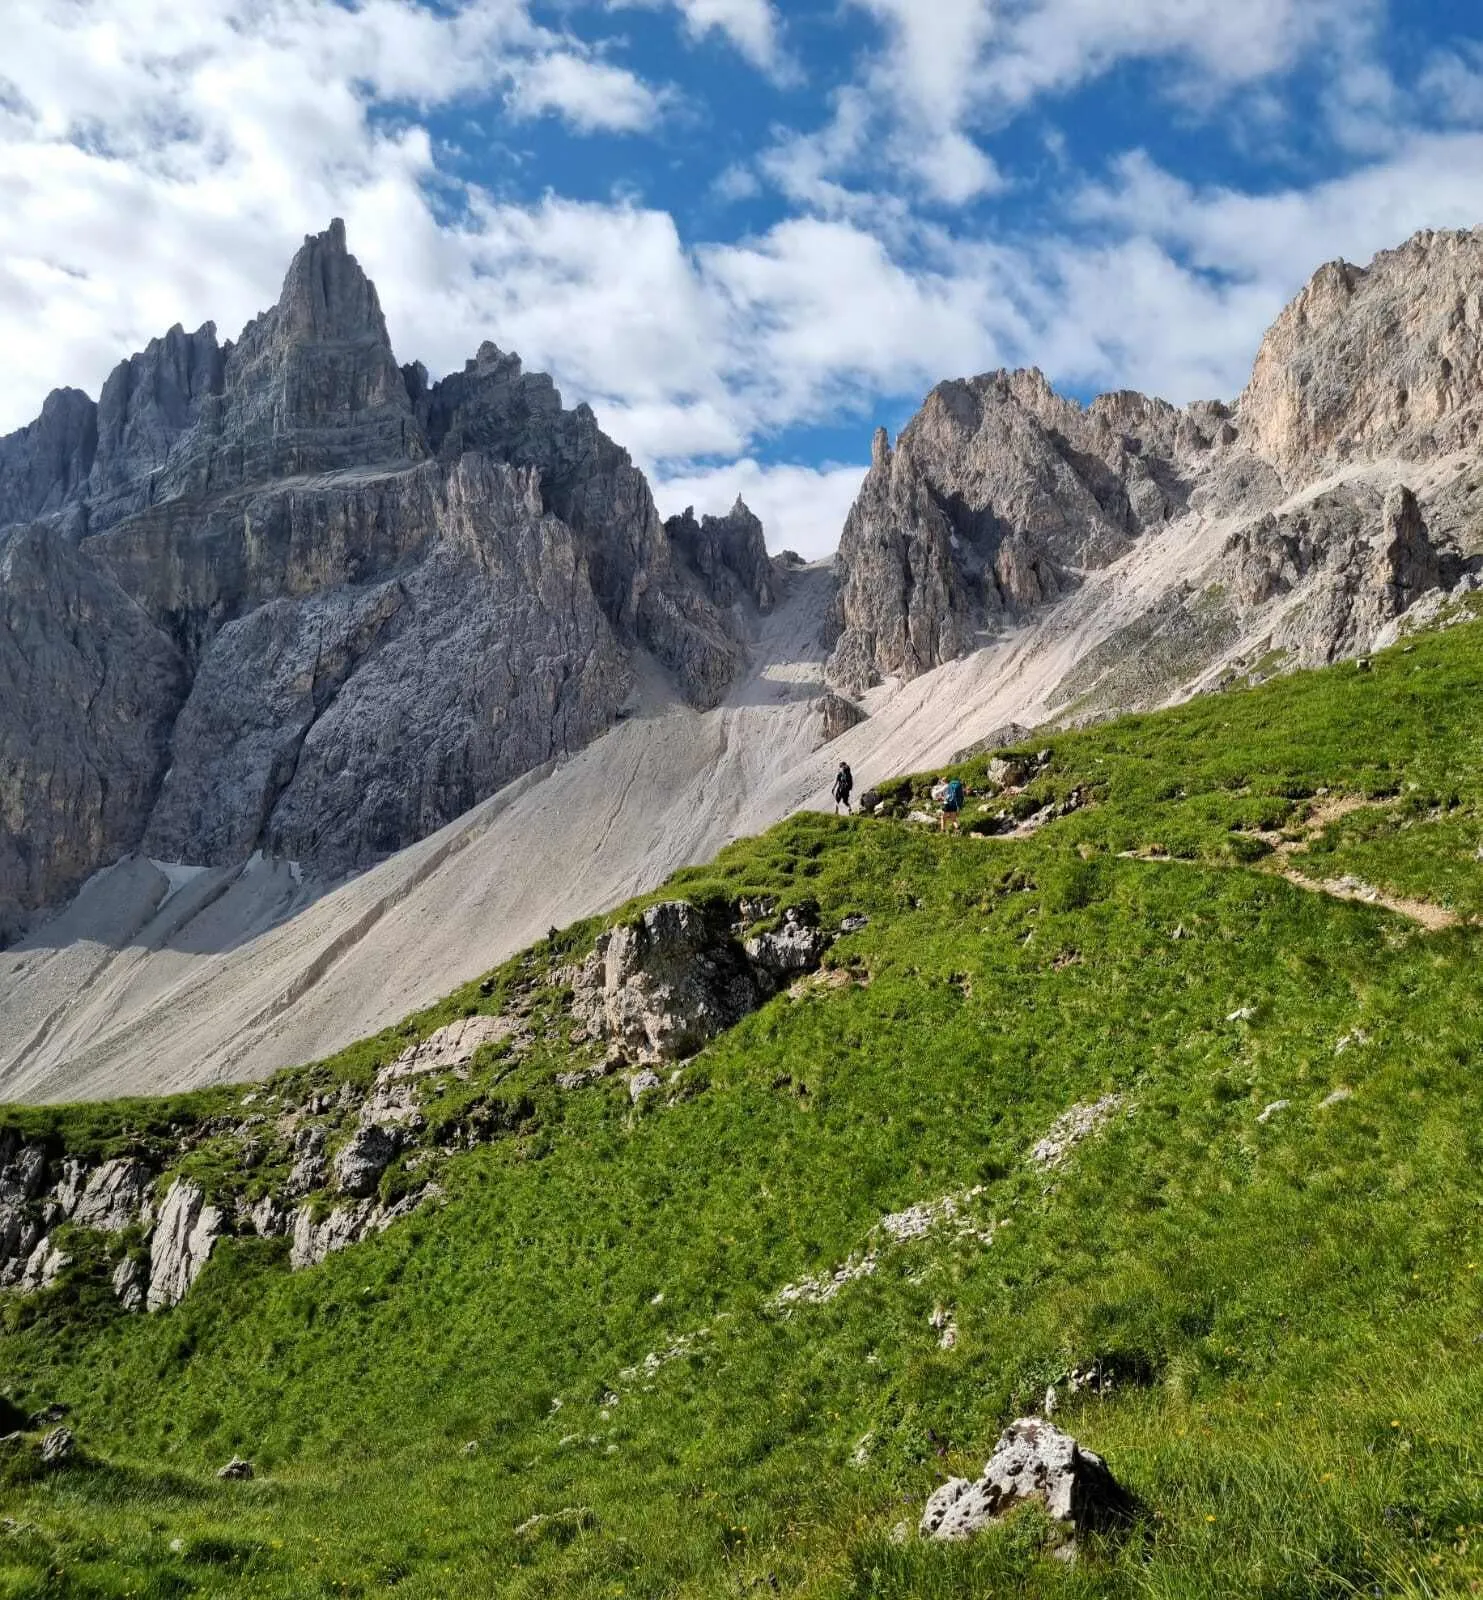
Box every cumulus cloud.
[613,0,787,76]
[0,0,669,433]
[1419,44,1483,127]
[776,0,1383,209]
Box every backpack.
[945,779,965,809]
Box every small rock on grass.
[40,1428,75,1465]
[920,1419,1131,1542]
[1257,1100,1291,1124]
[216,1457,254,1481]
[629,1070,663,1104]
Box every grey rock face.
[40,1427,76,1465]
[830,230,1483,696]
[1222,481,1447,668]
[72,1159,153,1232]
[1241,229,1483,478]
[112,1255,148,1312]
[285,1126,328,1199]
[0,388,97,530]
[144,219,422,508]
[573,901,762,1062]
[86,323,226,530]
[744,908,833,981]
[818,693,867,744]
[1,223,765,923]
[828,377,1207,691]
[920,1419,1130,1540]
[289,1193,422,1270]
[666,499,779,613]
[412,342,747,709]
[147,1178,223,1311]
[0,523,186,941]
[334,1122,400,1198]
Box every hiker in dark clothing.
[833,762,854,815]
[939,776,965,832]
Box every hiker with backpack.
[834,762,854,815]
[939,775,965,832]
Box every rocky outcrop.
[147,1179,223,1312]
[920,1419,1131,1540]
[830,230,1483,696]
[1222,481,1450,668]
[572,902,763,1062]
[0,388,97,530]
[571,900,833,1062]
[334,1122,400,1198]
[818,692,867,744]
[665,499,779,613]
[409,342,747,708]
[0,223,768,928]
[744,907,831,980]
[72,1159,153,1232]
[1241,230,1483,479]
[828,377,1210,691]
[289,1193,423,1270]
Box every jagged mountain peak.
[829,223,1483,698]
[270,217,394,347]
[0,220,771,943]
[1239,224,1483,479]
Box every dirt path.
[1120,795,1466,932]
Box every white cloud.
[777,0,1382,210]
[654,460,867,560]
[0,0,669,436]
[609,0,787,77]
[6,0,1483,574]
[1419,44,1483,127]
[507,53,666,132]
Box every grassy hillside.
[4,620,1483,1598]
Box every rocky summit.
[826,227,1483,697]
[0,221,774,941]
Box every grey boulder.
[147,1179,223,1312]
[920,1419,1131,1540]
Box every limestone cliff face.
[0,525,186,943]
[0,389,97,532]
[409,342,745,707]
[1240,229,1483,478]
[829,228,1483,695]
[142,457,632,877]
[827,372,1220,691]
[0,223,768,931]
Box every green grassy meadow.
[4,621,1483,1597]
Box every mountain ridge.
[0,221,774,940]
[827,226,1483,697]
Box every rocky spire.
[0,388,97,532]
[665,497,778,614]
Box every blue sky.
[5,0,1483,553]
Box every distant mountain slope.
[7,225,1483,1105]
